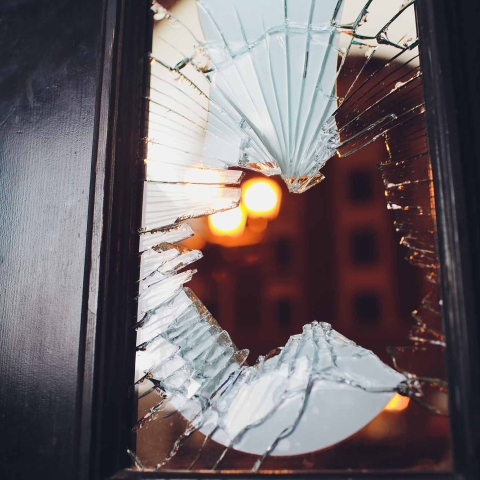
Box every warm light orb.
[242,178,281,219]
[384,393,410,412]
[208,206,246,237]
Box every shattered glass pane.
[132,0,451,472]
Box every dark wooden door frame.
[80,0,151,479]
[416,2,480,480]
[96,1,480,478]
[76,1,480,479]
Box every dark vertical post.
[417,1,480,479]
[89,0,150,478]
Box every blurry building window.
[350,229,378,265]
[353,293,381,324]
[275,237,292,268]
[277,299,292,327]
[236,266,262,326]
[348,169,374,202]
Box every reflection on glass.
[132,0,451,473]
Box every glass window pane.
[132,0,452,473]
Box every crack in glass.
[132,0,448,471]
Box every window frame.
[87,1,480,479]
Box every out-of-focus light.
[248,217,268,233]
[384,393,410,412]
[208,206,246,236]
[242,178,281,219]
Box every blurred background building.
[183,138,424,363]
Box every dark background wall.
[0,1,108,479]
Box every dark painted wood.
[0,0,115,479]
[77,1,122,479]
[111,469,460,480]
[416,2,480,480]
[88,1,150,479]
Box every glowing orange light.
[242,178,281,219]
[248,216,268,233]
[384,393,410,412]
[181,233,206,251]
[208,206,246,237]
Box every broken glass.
[133,0,449,472]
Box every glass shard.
[142,182,241,231]
[136,301,405,466]
[146,0,421,193]
[139,223,194,252]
